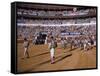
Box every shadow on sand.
[23,53,72,72]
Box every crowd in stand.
[17,8,96,16]
[17,24,96,39]
[17,17,96,24]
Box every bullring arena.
[17,41,96,72]
[16,3,97,73]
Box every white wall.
[0,0,99,76]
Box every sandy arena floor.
[17,43,96,73]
